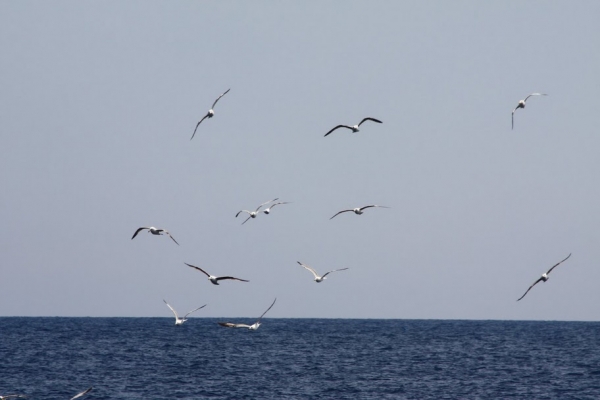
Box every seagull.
[0,395,27,399]
[512,93,547,130]
[297,261,348,283]
[163,299,207,325]
[191,88,231,140]
[131,226,179,245]
[218,298,276,330]
[517,253,571,301]
[330,205,389,220]
[236,198,279,224]
[185,263,249,285]
[262,201,290,215]
[70,387,92,400]
[324,117,382,137]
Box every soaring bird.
[131,227,179,245]
[70,387,92,400]
[517,253,571,301]
[324,117,382,137]
[236,198,279,224]
[512,93,547,130]
[297,261,348,283]
[185,263,249,285]
[330,205,389,220]
[218,298,277,330]
[191,88,231,140]
[163,299,207,325]
[262,201,290,215]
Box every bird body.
[330,205,389,220]
[517,253,571,301]
[324,117,382,137]
[70,387,93,400]
[236,198,279,224]
[185,263,249,285]
[163,299,206,325]
[512,93,547,129]
[191,88,230,140]
[131,226,179,245]
[297,262,348,283]
[218,298,276,330]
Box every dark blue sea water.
[1,318,599,399]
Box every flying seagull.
[512,93,547,130]
[218,298,277,330]
[517,253,571,301]
[236,198,279,224]
[324,117,382,137]
[262,201,291,215]
[191,88,231,140]
[70,387,92,400]
[0,395,27,399]
[131,226,179,245]
[185,263,249,285]
[163,299,207,325]
[330,205,389,220]
[297,261,348,283]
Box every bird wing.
[184,263,211,278]
[524,93,547,102]
[257,298,277,321]
[270,201,290,209]
[191,114,209,140]
[512,109,516,130]
[546,253,572,275]
[255,198,279,211]
[163,230,179,245]
[218,322,250,328]
[321,267,349,279]
[215,276,249,283]
[357,117,383,127]
[241,215,252,225]
[183,304,207,319]
[359,205,389,211]
[131,227,149,240]
[163,299,179,319]
[70,387,92,400]
[212,88,231,109]
[1,396,27,399]
[236,210,251,217]
[329,209,353,220]
[297,261,319,279]
[517,277,544,301]
[324,125,353,137]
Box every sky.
[1,1,599,320]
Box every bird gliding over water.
[517,253,571,301]
[218,298,277,330]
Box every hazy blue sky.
[1,2,599,320]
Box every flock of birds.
[0,88,566,399]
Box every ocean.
[1,318,599,399]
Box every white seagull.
[191,88,231,140]
[330,205,389,220]
[297,261,348,283]
[324,117,382,137]
[131,226,179,245]
[236,198,279,224]
[262,201,291,215]
[163,299,207,325]
[517,253,572,301]
[218,298,277,330]
[512,93,547,130]
[185,263,249,285]
[70,387,92,400]
[0,395,27,399]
